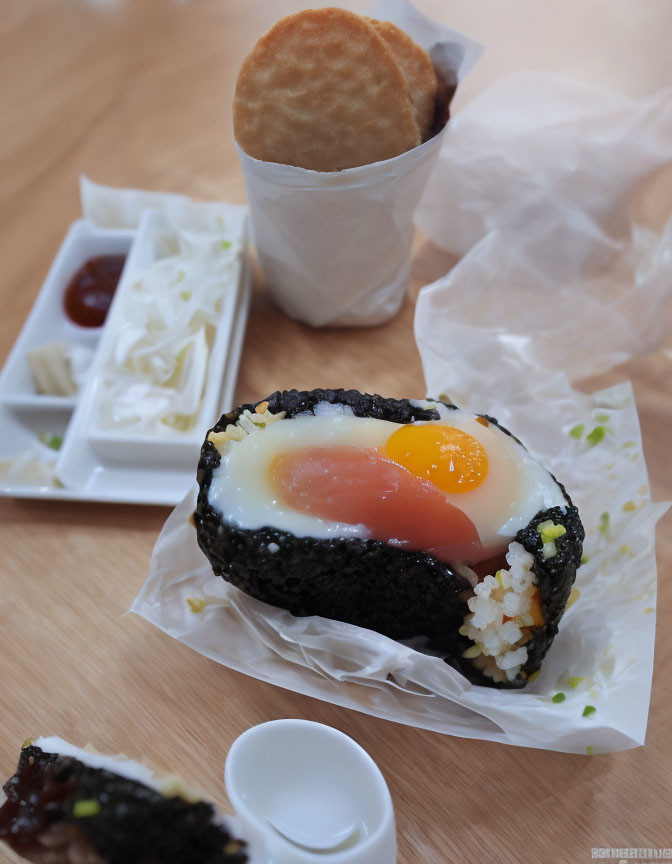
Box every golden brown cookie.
[233,8,420,171]
[369,19,438,141]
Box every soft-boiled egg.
[208,404,567,566]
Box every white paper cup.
[234,0,483,328]
[238,135,446,328]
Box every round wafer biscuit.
[369,18,438,141]
[233,8,421,172]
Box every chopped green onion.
[528,670,540,682]
[582,705,596,717]
[598,512,610,537]
[622,501,637,512]
[220,239,232,250]
[73,799,101,818]
[38,433,63,451]
[569,423,585,439]
[542,541,557,559]
[552,692,566,704]
[585,426,607,447]
[594,413,610,423]
[580,554,589,565]
[586,745,594,756]
[568,676,584,689]
[538,522,566,543]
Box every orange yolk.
[270,445,484,565]
[385,425,488,494]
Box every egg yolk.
[385,425,488,494]
[270,445,483,564]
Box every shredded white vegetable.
[93,214,242,434]
[0,441,61,487]
[26,343,93,397]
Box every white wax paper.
[132,382,664,754]
[238,0,482,328]
[80,176,247,233]
[132,74,671,754]
[414,73,672,380]
[416,71,672,269]
[410,73,671,749]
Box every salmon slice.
[269,445,484,565]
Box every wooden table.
[1,1,670,861]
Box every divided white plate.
[0,212,251,505]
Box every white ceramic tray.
[0,212,251,505]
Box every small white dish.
[225,720,396,864]
[55,208,250,501]
[0,220,133,410]
[0,208,251,505]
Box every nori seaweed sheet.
[194,388,583,688]
[0,745,247,864]
[516,503,584,680]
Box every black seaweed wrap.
[515,502,584,680]
[194,388,583,689]
[0,745,247,864]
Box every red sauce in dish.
[64,254,126,328]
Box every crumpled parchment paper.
[237,0,482,327]
[80,176,247,233]
[132,73,671,754]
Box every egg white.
[208,405,567,558]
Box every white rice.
[459,542,539,683]
[208,405,286,448]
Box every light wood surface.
[1,1,671,862]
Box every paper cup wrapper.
[238,140,439,327]
[236,0,483,328]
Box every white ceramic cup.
[225,719,397,864]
